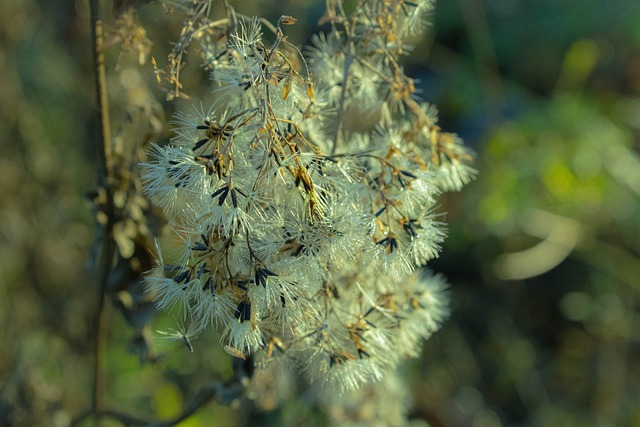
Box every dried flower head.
[142,0,473,399]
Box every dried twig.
[89,0,115,424]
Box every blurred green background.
[1,0,639,426]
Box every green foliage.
[412,3,640,426]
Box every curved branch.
[70,380,246,427]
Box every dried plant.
[84,0,474,425]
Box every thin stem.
[331,40,354,155]
[70,380,245,427]
[89,0,114,424]
[330,1,354,156]
[90,0,112,183]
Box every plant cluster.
[140,0,473,420]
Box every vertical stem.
[330,2,353,156]
[90,0,112,183]
[89,0,114,424]
[331,40,353,155]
